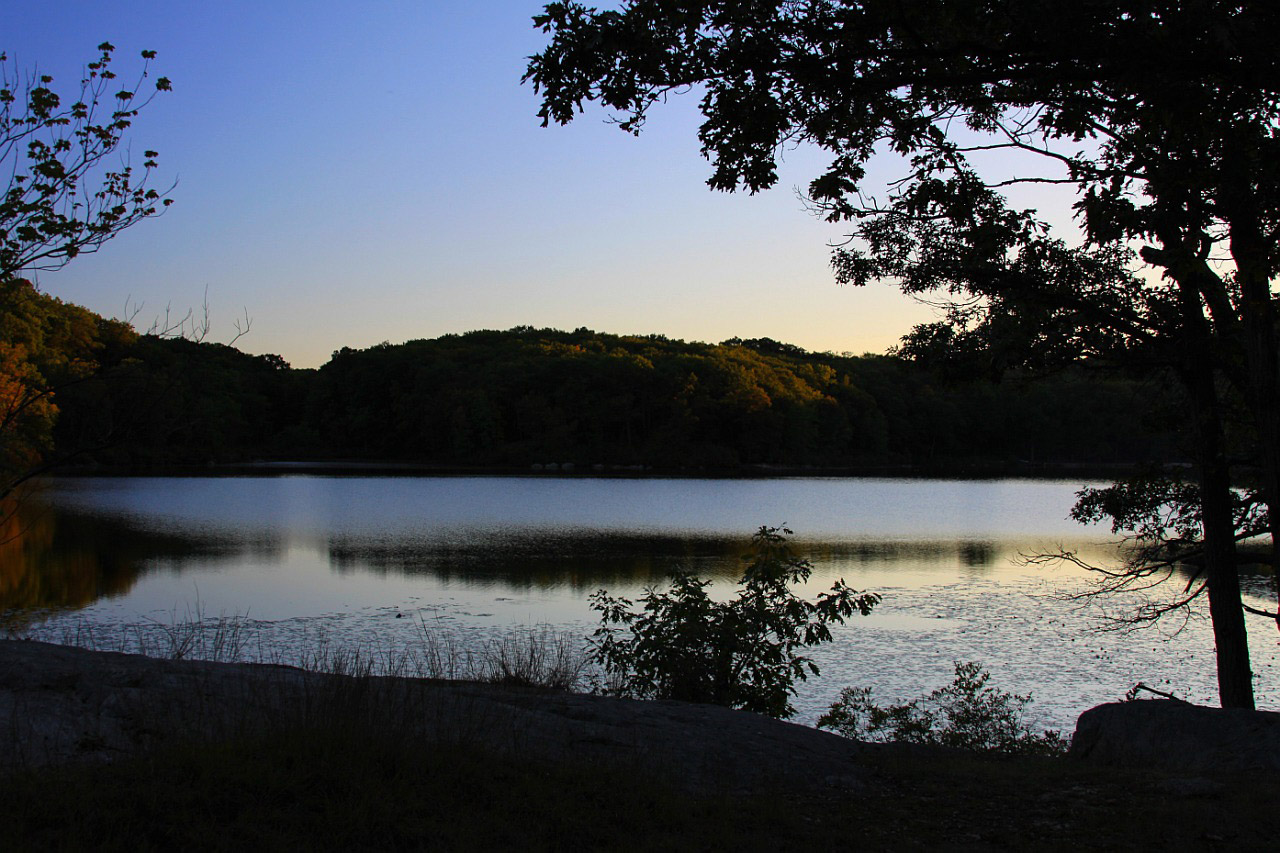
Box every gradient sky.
[7,1,956,368]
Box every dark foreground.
[1,641,1275,850]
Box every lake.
[4,475,1277,730]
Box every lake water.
[4,475,1278,730]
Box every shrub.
[817,661,1069,755]
[588,525,880,718]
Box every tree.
[526,1,1280,709]
[1026,473,1275,629]
[2,42,171,279]
[1,43,169,509]
[589,525,879,718]
[0,277,136,500]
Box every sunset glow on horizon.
[9,1,959,368]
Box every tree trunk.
[1196,436,1256,709]
[1180,329,1256,709]
[1242,290,1280,630]
[1228,226,1280,629]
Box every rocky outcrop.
[1070,699,1280,774]
[0,639,870,793]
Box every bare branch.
[226,307,252,348]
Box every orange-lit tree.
[0,277,136,499]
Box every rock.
[0,639,870,793]
[1155,777,1225,798]
[1069,700,1280,774]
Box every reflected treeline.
[326,531,747,592]
[0,497,247,617]
[1169,545,1275,601]
[6,495,1043,611]
[325,533,1009,593]
[802,539,999,569]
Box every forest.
[2,279,1185,480]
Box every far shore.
[47,458,1181,481]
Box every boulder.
[1070,699,1280,774]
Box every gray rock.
[1070,699,1280,774]
[0,639,870,793]
[1154,776,1226,798]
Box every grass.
[20,607,591,689]
[2,720,1278,851]
[0,627,818,849]
[0,731,804,851]
[1,613,593,774]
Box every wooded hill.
[48,325,1184,473]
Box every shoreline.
[0,637,872,789]
[46,458,1167,481]
[5,639,1279,848]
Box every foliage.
[1072,476,1273,562]
[1,42,171,278]
[475,625,588,691]
[304,328,1176,469]
[525,0,1280,434]
[526,0,1280,709]
[0,42,167,500]
[0,277,136,497]
[53,333,302,468]
[37,321,1186,472]
[818,661,1068,756]
[1023,475,1275,628]
[588,525,879,718]
[527,2,1279,320]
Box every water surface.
[6,475,1277,728]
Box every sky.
[5,1,945,368]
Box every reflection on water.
[6,476,1278,728]
[40,474,1106,538]
[325,533,1016,592]
[7,475,1085,611]
[3,494,1021,604]
[0,498,209,616]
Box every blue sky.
[6,1,943,367]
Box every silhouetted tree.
[526,0,1280,707]
[1,42,170,501]
[1,42,172,278]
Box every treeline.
[48,325,1184,472]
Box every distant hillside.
[51,326,1186,472]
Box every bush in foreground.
[589,525,880,718]
[818,661,1068,756]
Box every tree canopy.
[526,1,1280,708]
[1,42,172,279]
[0,277,135,497]
[52,325,1180,473]
[527,2,1278,378]
[0,42,170,503]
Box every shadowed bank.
[1,639,1277,850]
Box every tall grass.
[475,624,589,690]
[18,603,258,664]
[1,611,591,778]
[11,607,589,691]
